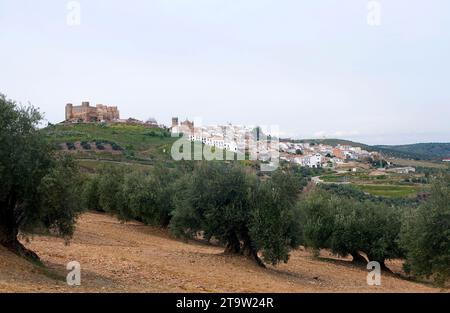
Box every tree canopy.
[0,94,82,260]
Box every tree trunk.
[224,233,241,254]
[0,205,40,262]
[241,233,265,268]
[350,252,367,264]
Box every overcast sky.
[0,0,449,145]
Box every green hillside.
[42,123,177,166]
[374,143,450,160]
[41,122,243,171]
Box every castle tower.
[65,103,73,120]
[172,117,179,128]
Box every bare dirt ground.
[0,212,444,293]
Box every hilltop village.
[62,101,418,171]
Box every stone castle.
[65,101,120,122]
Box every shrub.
[96,166,128,218]
[81,175,101,211]
[95,142,105,150]
[123,166,178,226]
[81,141,91,150]
[169,162,301,266]
[300,190,403,266]
[401,173,450,286]
[66,142,76,150]
[111,142,122,151]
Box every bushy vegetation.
[82,162,302,266]
[353,184,421,198]
[299,179,450,284]
[320,184,421,207]
[95,141,105,150]
[376,143,450,160]
[66,142,76,150]
[300,190,404,267]
[80,141,91,150]
[0,94,83,260]
[79,158,449,281]
[400,173,450,286]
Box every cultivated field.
[0,212,443,293]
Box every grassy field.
[389,158,447,169]
[42,122,177,163]
[319,169,429,198]
[76,159,155,172]
[43,123,174,149]
[353,184,424,198]
[43,123,242,171]
[321,171,417,185]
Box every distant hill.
[374,143,450,160]
[284,138,450,161]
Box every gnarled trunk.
[224,232,241,254]
[0,204,40,262]
[350,251,367,264]
[241,233,265,268]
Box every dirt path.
[0,212,443,292]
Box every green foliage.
[95,141,105,150]
[81,175,101,211]
[320,184,421,207]
[123,165,178,226]
[401,173,450,286]
[353,184,420,198]
[96,166,128,218]
[111,142,122,151]
[170,162,255,243]
[285,163,326,190]
[170,162,301,266]
[36,155,84,237]
[84,164,180,227]
[299,189,403,265]
[41,123,176,163]
[66,142,76,150]
[358,201,404,263]
[80,141,91,150]
[0,94,83,252]
[375,143,450,160]
[298,191,337,253]
[250,171,302,264]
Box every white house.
[305,153,322,168]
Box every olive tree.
[401,173,450,286]
[0,94,82,260]
[170,162,302,267]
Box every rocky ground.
[0,212,443,293]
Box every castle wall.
[65,102,120,122]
